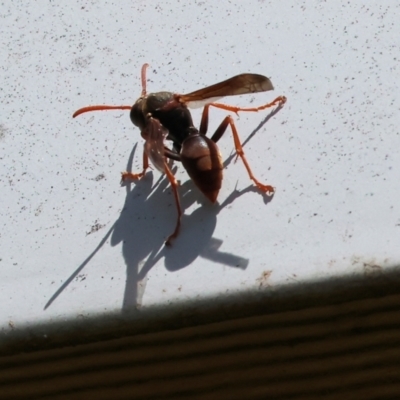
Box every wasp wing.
[142,117,168,173]
[179,73,274,108]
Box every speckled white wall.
[1,1,399,335]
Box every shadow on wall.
[44,103,283,312]
[44,146,254,312]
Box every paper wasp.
[73,64,286,245]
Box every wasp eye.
[130,99,146,129]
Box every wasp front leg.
[121,150,150,182]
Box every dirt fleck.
[0,124,9,140]
[256,270,272,288]
[363,263,382,278]
[94,174,105,181]
[86,221,105,235]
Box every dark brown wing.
[179,73,274,107]
[142,117,168,173]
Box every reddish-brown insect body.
[73,64,286,245]
[180,134,223,203]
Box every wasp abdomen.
[180,135,223,203]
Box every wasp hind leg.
[207,96,286,115]
[201,105,275,195]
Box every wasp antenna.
[141,63,150,96]
[72,105,131,118]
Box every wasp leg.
[199,104,211,135]
[163,161,183,246]
[164,146,182,162]
[208,96,286,115]
[199,95,286,135]
[121,150,149,181]
[209,114,275,195]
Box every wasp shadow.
[44,144,252,312]
[136,179,254,275]
[112,158,253,310]
[44,105,284,311]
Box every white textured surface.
[1,1,399,333]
